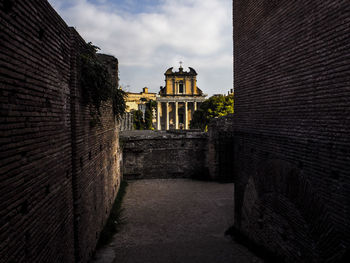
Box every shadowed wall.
[0,1,122,262]
[210,0,349,261]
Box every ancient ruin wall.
[0,1,121,262]
[70,39,122,262]
[223,0,350,261]
[121,131,209,180]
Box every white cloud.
[48,0,233,96]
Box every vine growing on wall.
[80,42,126,126]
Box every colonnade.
[156,101,198,130]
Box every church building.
[156,64,206,130]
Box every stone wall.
[121,130,209,180]
[210,0,349,262]
[0,1,122,262]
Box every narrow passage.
[93,179,262,263]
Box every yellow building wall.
[166,78,173,94]
[125,101,139,112]
[125,91,156,112]
[165,76,199,95]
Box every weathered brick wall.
[70,37,122,262]
[121,130,209,180]
[0,0,75,261]
[215,0,350,261]
[0,1,121,262]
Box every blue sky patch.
[88,0,163,14]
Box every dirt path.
[92,179,262,263]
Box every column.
[157,102,161,130]
[175,102,179,129]
[166,102,169,130]
[185,101,188,130]
[194,101,197,111]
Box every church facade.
[157,65,206,130]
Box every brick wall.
[0,1,122,262]
[121,130,209,180]
[214,0,350,261]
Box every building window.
[179,81,184,93]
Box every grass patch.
[96,180,128,248]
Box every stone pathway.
[92,179,263,263]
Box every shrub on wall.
[80,42,125,125]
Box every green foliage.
[112,86,126,120]
[144,100,156,130]
[96,180,128,249]
[133,100,156,130]
[148,99,157,109]
[144,108,153,130]
[190,94,234,131]
[80,42,125,125]
[133,110,144,130]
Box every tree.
[190,94,234,131]
[133,100,157,130]
[144,100,157,130]
[133,110,144,130]
[144,108,153,130]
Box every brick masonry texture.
[208,0,349,262]
[0,1,122,262]
[121,130,209,180]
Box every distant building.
[157,65,206,130]
[125,87,156,113]
[124,87,157,129]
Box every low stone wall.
[121,130,209,180]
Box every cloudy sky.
[48,0,233,96]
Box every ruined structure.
[0,1,122,262]
[157,65,206,130]
[119,112,134,131]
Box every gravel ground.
[92,179,263,263]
